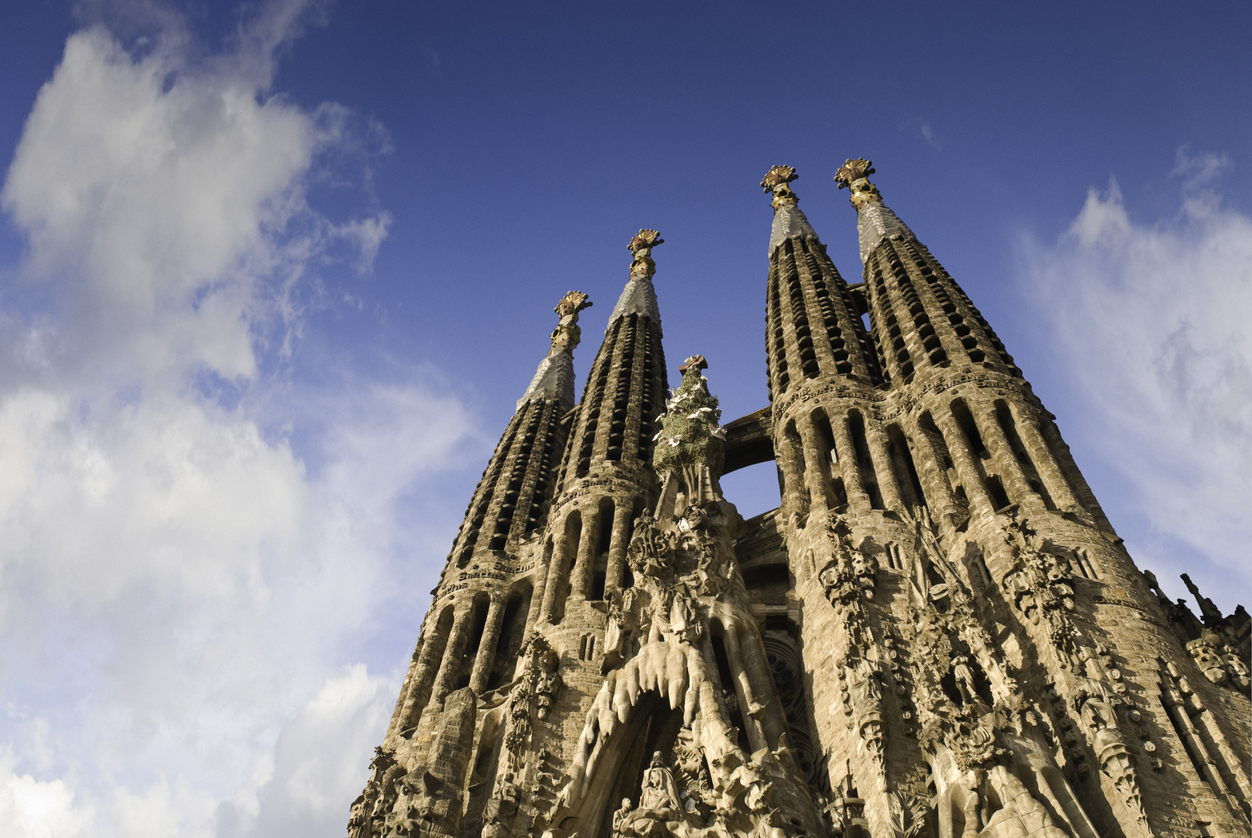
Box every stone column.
[568,507,600,602]
[934,408,993,515]
[724,624,768,754]
[902,416,956,522]
[775,424,807,516]
[429,601,474,704]
[393,616,451,737]
[796,418,832,513]
[604,502,635,596]
[864,422,904,512]
[1038,418,1114,531]
[1012,407,1081,512]
[974,404,1041,510]
[540,528,572,622]
[469,595,507,693]
[738,626,791,750]
[527,542,552,631]
[834,412,871,511]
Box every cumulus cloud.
[0,4,474,837]
[1021,150,1252,610]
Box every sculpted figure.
[951,654,979,708]
[639,752,685,815]
[611,797,634,836]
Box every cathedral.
[348,161,1251,838]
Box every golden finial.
[549,290,592,355]
[628,229,663,280]
[761,165,799,210]
[834,158,883,209]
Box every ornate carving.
[1000,513,1078,657]
[652,355,727,481]
[838,648,887,779]
[350,747,405,838]
[628,229,663,281]
[834,159,883,209]
[760,165,799,210]
[817,515,879,614]
[1187,630,1250,689]
[549,290,592,355]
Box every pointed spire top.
[834,158,884,208]
[761,166,818,253]
[834,157,915,262]
[761,165,800,210]
[609,229,664,326]
[517,290,592,411]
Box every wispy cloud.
[1019,150,1252,611]
[0,4,473,836]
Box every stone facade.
[349,165,1251,838]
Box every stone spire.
[834,158,917,263]
[556,230,669,488]
[606,229,663,326]
[761,164,818,254]
[517,290,593,411]
[759,165,881,397]
[834,157,1020,382]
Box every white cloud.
[0,748,89,838]
[1021,152,1252,609]
[0,5,474,838]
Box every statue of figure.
[1073,646,1119,732]
[611,797,634,836]
[844,654,882,709]
[951,654,979,707]
[639,752,685,815]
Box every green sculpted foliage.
[652,355,726,478]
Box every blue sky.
[0,1,1249,835]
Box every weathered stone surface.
[353,164,1251,838]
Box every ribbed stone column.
[723,624,767,753]
[392,617,450,736]
[1038,418,1114,530]
[738,625,790,749]
[1012,407,1081,512]
[934,408,993,515]
[604,508,634,596]
[469,596,506,693]
[975,404,1041,509]
[541,531,573,621]
[796,419,832,513]
[834,412,871,510]
[568,506,600,601]
[865,423,904,511]
[902,415,958,524]
[429,602,474,704]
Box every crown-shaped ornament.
[549,290,593,354]
[761,165,799,209]
[834,158,883,209]
[628,229,663,280]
